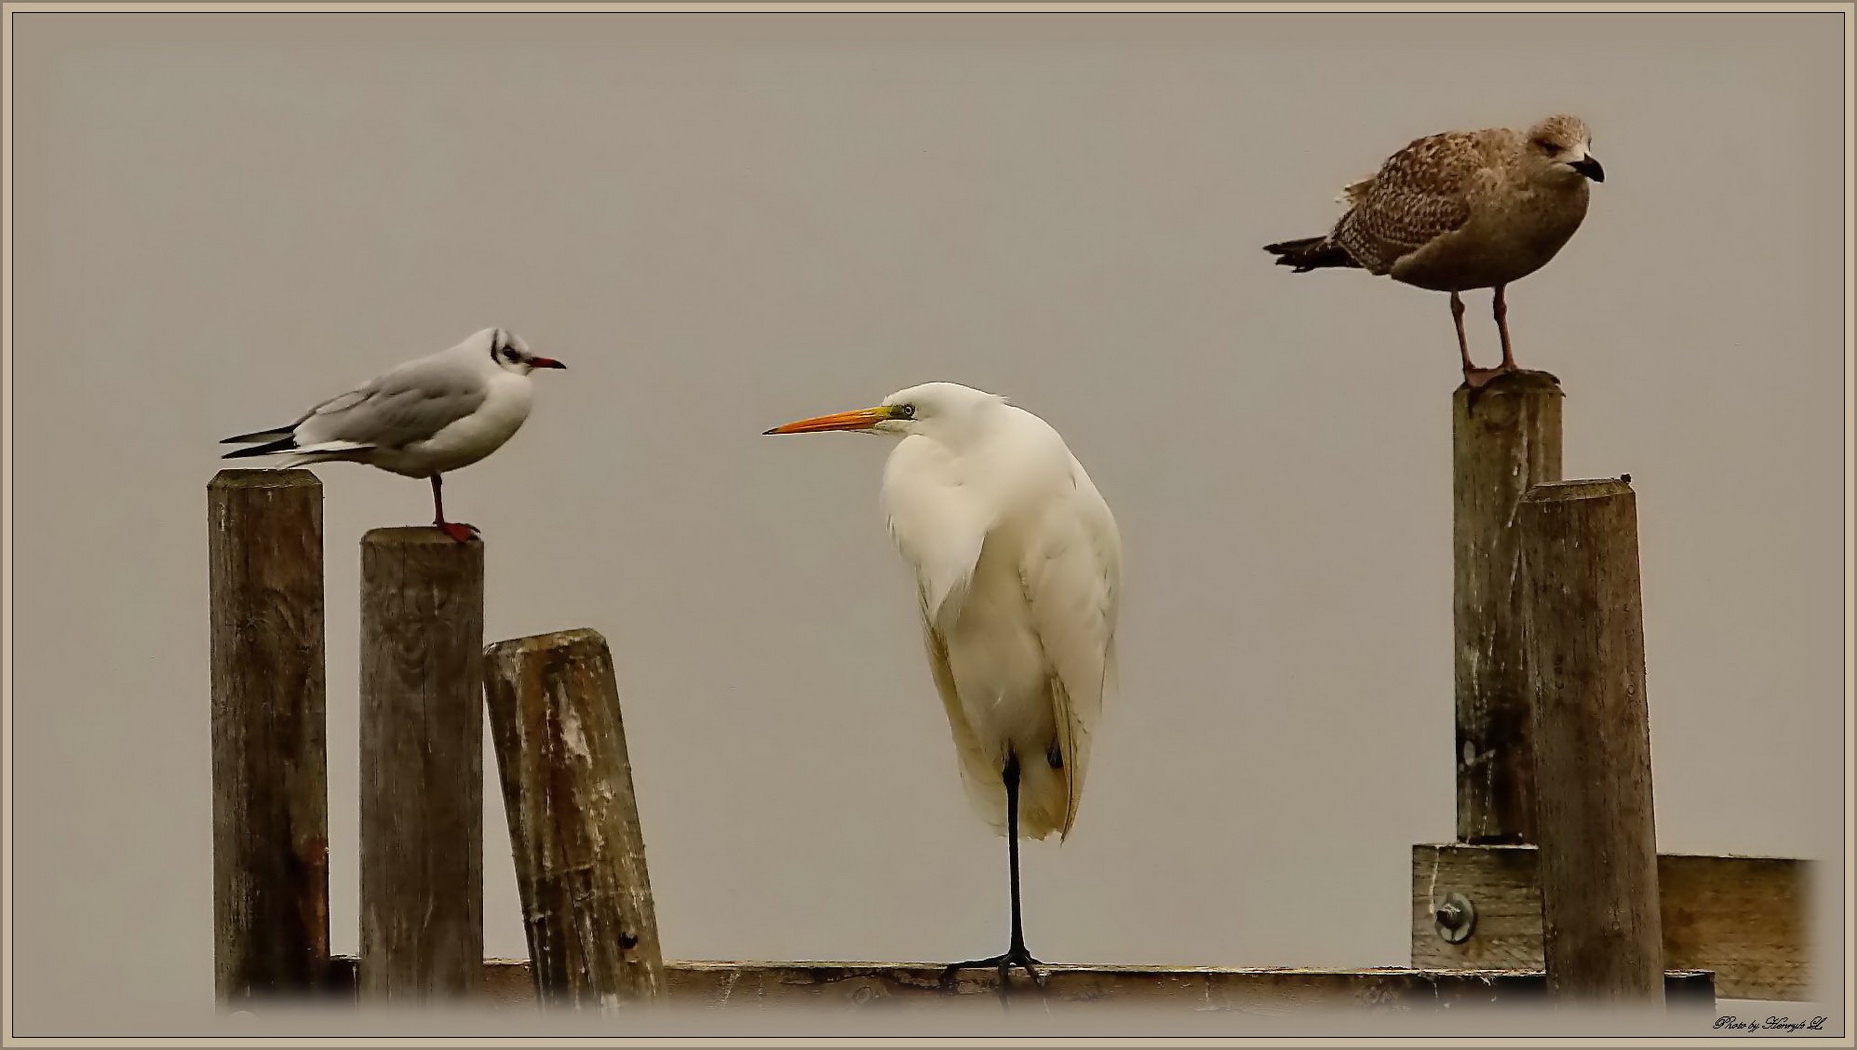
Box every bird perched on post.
[765,382,1122,997]
[220,327,565,542]
[1265,114,1604,388]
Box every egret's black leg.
[939,750,1044,1003]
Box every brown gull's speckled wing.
[1332,131,1484,274]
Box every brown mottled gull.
[1265,114,1604,387]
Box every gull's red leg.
[1493,284,1519,372]
[429,474,478,544]
[1455,291,1505,389]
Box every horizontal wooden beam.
[1413,843,1811,1001]
[322,957,1713,1011]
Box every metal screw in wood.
[1434,892,1477,944]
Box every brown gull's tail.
[1263,236,1361,273]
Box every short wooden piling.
[208,469,330,1003]
[359,527,485,1000]
[1519,478,1663,1003]
[484,629,665,1009]
[1453,371,1563,844]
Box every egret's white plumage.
[769,382,1122,840]
[768,381,1121,986]
[881,386,1120,839]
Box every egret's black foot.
[938,945,1045,999]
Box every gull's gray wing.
[293,354,488,451]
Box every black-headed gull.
[221,327,565,542]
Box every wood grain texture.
[208,469,329,1003]
[484,628,665,1010]
[320,957,1714,1013]
[1452,370,1562,845]
[359,527,485,1001]
[1412,844,1814,1001]
[1519,479,1662,1002]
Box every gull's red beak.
[531,357,567,370]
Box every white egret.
[221,327,565,542]
[765,381,1122,991]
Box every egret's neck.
[921,406,1009,458]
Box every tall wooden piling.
[359,527,484,1000]
[1453,371,1563,844]
[484,629,665,1009]
[1519,478,1664,1003]
[208,468,330,1003]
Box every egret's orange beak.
[763,406,893,435]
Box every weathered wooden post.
[359,527,484,1000]
[209,469,330,1003]
[1453,371,1563,844]
[1418,383,1803,1001]
[1519,478,1663,1003]
[484,629,665,1009]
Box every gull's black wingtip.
[220,435,296,459]
[220,424,296,445]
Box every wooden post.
[321,956,1717,1013]
[1411,844,1812,1000]
[209,469,330,1003]
[1453,371,1563,844]
[359,527,484,1000]
[1519,478,1663,1003]
[484,629,665,1009]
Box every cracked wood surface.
[484,629,665,1009]
[1452,370,1563,844]
[358,527,485,1000]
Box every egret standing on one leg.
[765,382,1122,995]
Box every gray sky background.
[8,8,1847,1037]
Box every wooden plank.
[1519,479,1662,1002]
[1452,370,1562,844]
[208,469,329,1003]
[359,527,485,1000]
[321,957,1714,1012]
[483,628,666,1009]
[1412,844,1811,1001]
